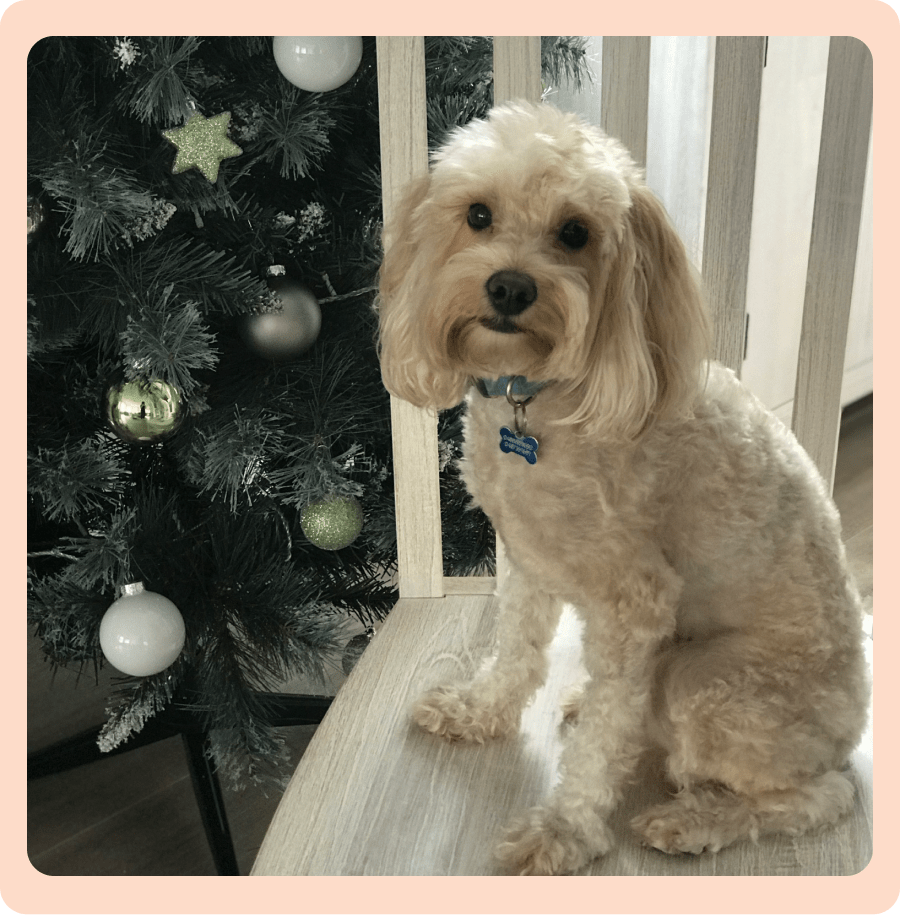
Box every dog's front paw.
[495,806,612,875]
[412,685,518,743]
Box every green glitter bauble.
[301,495,364,551]
[106,377,185,444]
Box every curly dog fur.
[377,102,869,875]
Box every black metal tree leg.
[28,693,332,875]
[181,731,239,876]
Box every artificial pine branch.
[114,37,206,125]
[252,89,337,180]
[28,438,129,523]
[120,288,219,397]
[541,36,592,93]
[27,35,591,786]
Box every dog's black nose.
[485,270,537,316]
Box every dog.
[376,102,870,876]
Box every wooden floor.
[27,397,874,876]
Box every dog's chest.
[458,394,643,573]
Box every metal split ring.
[505,376,534,436]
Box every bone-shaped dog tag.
[499,426,539,465]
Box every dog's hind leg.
[632,770,856,855]
[412,563,563,743]
[633,632,867,854]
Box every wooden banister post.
[703,37,765,376]
[377,37,445,599]
[601,37,651,167]
[792,37,873,491]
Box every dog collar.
[474,376,551,399]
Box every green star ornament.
[163,111,242,183]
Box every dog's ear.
[567,182,709,441]
[379,174,432,305]
[627,184,710,426]
[377,175,470,410]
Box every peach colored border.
[6,3,898,913]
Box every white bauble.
[272,37,363,92]
[99,583,186,677]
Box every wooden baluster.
[792,37,873,490]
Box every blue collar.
[474,376,551,399]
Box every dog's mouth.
[480,316,523,335]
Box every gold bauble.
[106,378,185,444]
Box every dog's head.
[377,102,710,440]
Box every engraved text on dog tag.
[499,426,539,464]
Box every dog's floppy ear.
[567,182,709,441]
[378,174,431,306]
[577,183,710,438]
[628,184,710,426]
[377,174,469,409]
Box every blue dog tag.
[499,426,539,464]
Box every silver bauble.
[244,278,321,361]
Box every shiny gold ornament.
[105,378,185,444]
[301,495,364,551]
[163,111,242,183]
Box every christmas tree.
[27,36,588,786]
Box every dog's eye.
[558,219,589,250]
[467,203,493,231]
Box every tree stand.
[27,692,332,875]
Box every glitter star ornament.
[163,111,242,183]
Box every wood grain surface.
[252,601,872,875]
[703,37,765,375]
[376,37,444,599]
[493,36,541,104]
[601,37,651,166]
[792,37,873,490]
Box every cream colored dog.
[377,102,869,876]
